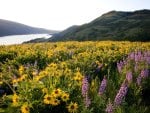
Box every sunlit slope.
[48,9,150,42]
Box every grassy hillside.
[47,9,150,42]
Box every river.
[0,34,51,45]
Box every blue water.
[0,34,51,45]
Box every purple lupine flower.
[84,94,91,108]
[143,51,150,64]
[105,102,113,113]
[128,52,135,60]
[134,54,139,62]
[138,51,142,57]
[134,51,143,62]
[114,80,128,106]
[126,71,132,83]
[117,61,124,73]
[144,51,150,64]
[98,76,107,95]
[145,56,150,64]
[82,76,91,107]
[136,75,142,86]
[141,69,149,78]
[134,63,138,72]
[82,76,89,97]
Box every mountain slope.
[48,9,150,42]
[0,19,59,37]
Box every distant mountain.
[45,9,150,42]
[0,19,59,37]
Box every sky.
[0,0,150,30]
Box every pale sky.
[0,0,150,30]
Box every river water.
[0,34,51,45]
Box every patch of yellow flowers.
[43,88,69,105]
[43,88,78,112]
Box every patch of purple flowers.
[117,61,124,73]
[98,76,107,95]
[82,76,91,107]
[141,69,149,78]
[126,71,132,83]
[114,80,128,106]
[136,75,142,86]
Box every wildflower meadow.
[0,41,150,113]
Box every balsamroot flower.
[61,93,69,102]
[114,80,128,106]
[98,76,107,95]
[67,102,78,113]
[82,76,89,97]
[126,71,132,83]
[12,93,19,106]
[21,104,30,113]
[43,94,54,105]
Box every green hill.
[0,19,59,37]
[48,9,150,42]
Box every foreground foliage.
[0,41,150,113]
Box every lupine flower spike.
[82,76,89,97]
[126,71,132,83]
[106,99,113,113]
[82,76,91,107]
[99,76,107,95]
[114,80,128,106]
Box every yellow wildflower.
[12,93,19,106]
[42,88,48,94]
[21,104,30,113]
[32,70,38,76]
[61,93,69,102]
[49,63,57,69]
[18,74,27,82]
[51,99,60,106]
[19,66,24,75]
[60,62,67,68]
[74,71,83,84]
[67,102,78,113]
[51,88,62,97]
[43,94,54,104]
